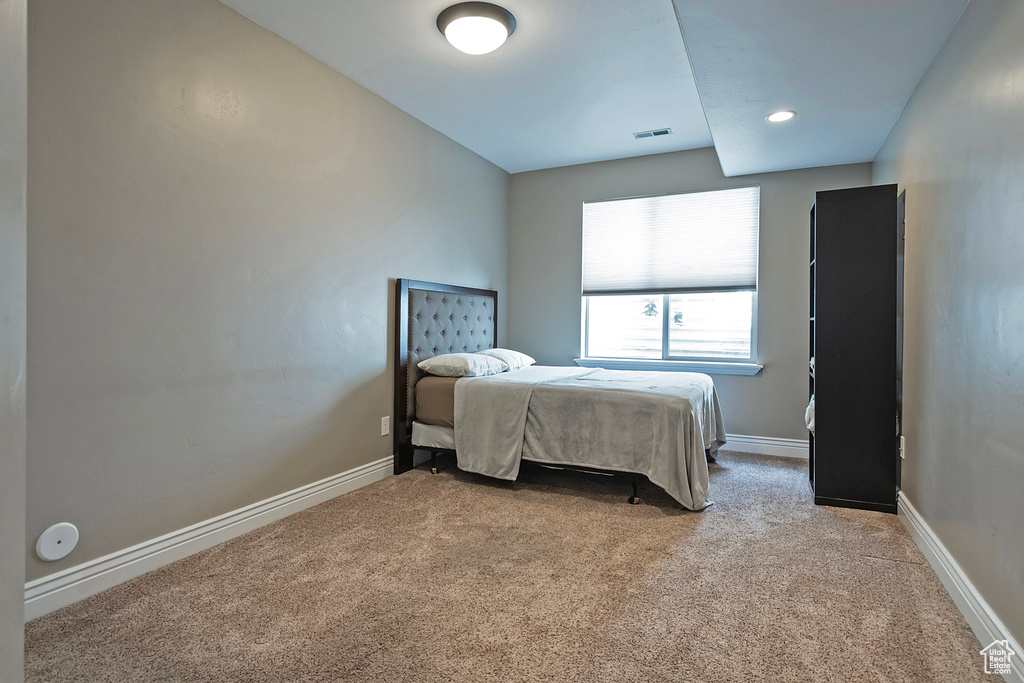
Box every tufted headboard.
[393,279,498,473]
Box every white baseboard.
[25,456,394,621]
[723,433,809,459]
[898,491,1022,683]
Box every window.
[582,186,759,364]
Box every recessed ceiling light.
[766,110,797,123]
[437,2,517,55]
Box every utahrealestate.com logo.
[980,639,1016,676]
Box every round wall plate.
[36,522,79,562]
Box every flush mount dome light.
[766,110,797,123]
[437,2,516,55]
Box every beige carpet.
[26,452,995,682]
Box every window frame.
[580,185,761,367]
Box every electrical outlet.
[381,416,390,437]
[899,435,906,459]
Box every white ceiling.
[219,0,969,176]
[218,0,713,174]
[672,0,970,176]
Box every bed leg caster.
[430,451,439,475]
[629,476,643,505]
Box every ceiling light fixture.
[766,110,797,123]
[437,2,516,55]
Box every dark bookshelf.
[809,185,899,513]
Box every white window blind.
[582,186,760,295]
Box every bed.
[392,279,727,510]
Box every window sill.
[574,357,763,376]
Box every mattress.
[415,375,458,428]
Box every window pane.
[668,292,752,359]
[587,295,662,359]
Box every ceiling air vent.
[633,128,673,139]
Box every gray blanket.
[454,366,726,510]
[454,366,591,480]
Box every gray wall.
[26,0,508,583]
[508,148,871,439]
[1,0,27,676]
[873,0,1024,645]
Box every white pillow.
[417,353,508,377]
[476,348,536,371]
